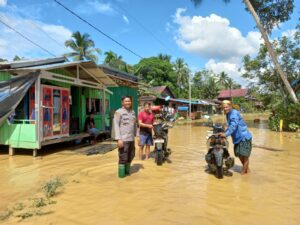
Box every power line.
[54,0,143,59]
[7,3,68,51]
[0,16,56,57]
[112,0,176,56]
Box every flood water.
[1,114,300,225]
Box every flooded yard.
[0,114,300,225]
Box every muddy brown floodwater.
[0,114,300,225]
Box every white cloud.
[165,22,174,33]
[0,0,7,7]
[173,8,262,62]
[205,59,248,85]
[91,1,115,14]
[205,59,250,87]
[281,29,297,38]
[77,0,116,15]
[123,15,129,24]
[0,13,72,60]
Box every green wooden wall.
[71,87,110,132]
[0,122,38,149]
[108,86,138,114]
[0,71,11,81]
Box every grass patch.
[13,203,25,211]
[0,209,13,221]
[15,211,34,220]
[35,210,53,216]
[42,177,64,198]
[32,197,47,208]
[0,177,64,222]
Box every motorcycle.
[153,110,175,166]
[205,124,235,179]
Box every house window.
[86,98,103,114]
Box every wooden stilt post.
[9,146,15,156]
[33,149,38,157]
[102,89,106,132]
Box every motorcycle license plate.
[154,139,164,143]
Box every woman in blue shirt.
[220,100,252,174]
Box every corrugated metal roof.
[99,64,139,83]
[3,60,117,87]
[218,89,248,98]
[0,57,66,69]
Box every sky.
[0,0,299,85]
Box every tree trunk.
[243,0,299,104]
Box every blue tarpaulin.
[178,106,189,111]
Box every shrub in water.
[42,177,63,198]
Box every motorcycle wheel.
[157,151,163,166]
[216,166,224,179]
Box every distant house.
[218,89,249,101]
[139,85,176,106]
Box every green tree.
[191,70,220,99]
[104,51,124,68]
[243,33,300,106]
[13,55,24,61]
[134,56,179,96]
[173,58,190,89]
[202,77,220,99]
[191,0,299,104]
[64,31,101,62]
[158,53,172,62]
[0,58,7,62]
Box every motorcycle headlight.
[156,143,163,150]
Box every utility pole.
[189,72,192,119]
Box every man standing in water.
[138,102,154,160]
[220,100,252,174]
[113,96,137,178]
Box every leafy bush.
[269,102,300,131]
[268,114,280,131]
[32,198,47,208]
[42,177,63,198]
[289,123,300,132]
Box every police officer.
[113,96,137,178]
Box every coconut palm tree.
[158,53,172,62]
[174,58,189,89]
[191,0,299,104]
[64,31,101,62]
[217,71,230,89]
[104,51,125,69]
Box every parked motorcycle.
[205,124,235,179]
[153,110,175,166]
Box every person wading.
[138,102,154,160]
[220,100,252,174]
[113,96,137,178]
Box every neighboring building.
[0,58,117,156]
[217,89,249,101]
[139,85,176,106]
